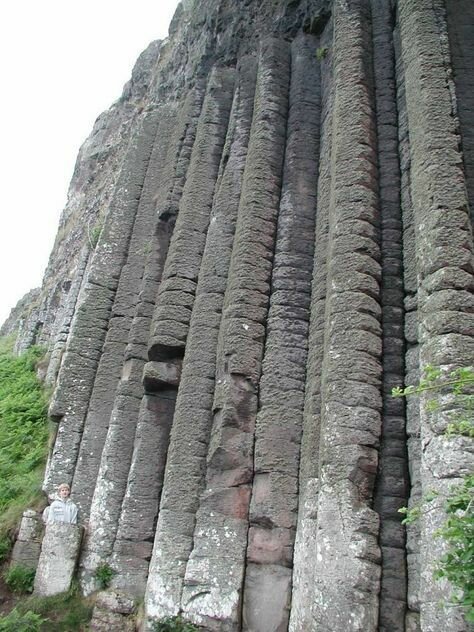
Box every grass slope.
[0,337,49,561]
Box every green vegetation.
[142,240,153,256]
[0,582,93,631]
[152,616,200,632]
[0,337,49,561]
[93,562,115,589]
[394,365,474,622]
[3,565,36,594]
[0,608,46,632]
[88,220,103,249]
[315,46,328,61]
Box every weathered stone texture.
[34,523,83,597]
[290,18,334,631]
[399,0,474,630]
[145,55,257,623]
[371,3,408,630]
[243,33,320,632]
[7,0,474,630]
[45,111,161,495]
[179,38,290,630]
[10,510,43,570]
[305,3,382,630]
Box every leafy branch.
[393,365,474,622]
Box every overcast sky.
[0,0,180,326]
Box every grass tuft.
[3,565,35,594]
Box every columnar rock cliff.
[5,0,473,630]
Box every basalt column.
[399,0,474,629]
[310,1,382,629]
[148,68,236,362]
[106,84,212,595]
[145,57,256,622]
[80,70,235,594]
[242,34,320,632]
[71,106,177,519]
[178,39,290,630]
[290,16,334,632]
[45,245,91,387]
[77,98,189,594]
[371,3,408,630]
[44,112,161,493]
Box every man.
[42,483,78,525]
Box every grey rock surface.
[34,522,83,597]
[6,0,474,630]
[10,510,44,570]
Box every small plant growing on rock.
[315,46,328,61]
[88,220,103,249]
[0,608,46,632]
[4,564,36,593]
[152,615,199,631]
[394,365,474,622]
[93,562,115,590]
[142,240,153,256]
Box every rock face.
[6,0,474,630]
[34,523,83,596]
[10,510,44,570]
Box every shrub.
[93,562,115,589]
[0,609,45,632]
[4,564,36,593]
[0,339,49,546]
[16,581,93,631]
[152,616,199,631]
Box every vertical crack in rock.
[399,0,474,629]
[394,19,421,630]
[44,111,161,495]
[177,38,290,631]
[371,2,408,630]
[145,56,257,624]
[290,16,334,631]
[310,1,383,629]
[241,33,321,632]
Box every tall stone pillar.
[399,0,474,629]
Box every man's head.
[58,483,71,500]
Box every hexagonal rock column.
[399,0,474,629]
[144,55,257,626]
[34,522,83,596]
[10,510,44,570]
[179,37,290,630]
[242,32,321,632]
[293,1,383,629]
